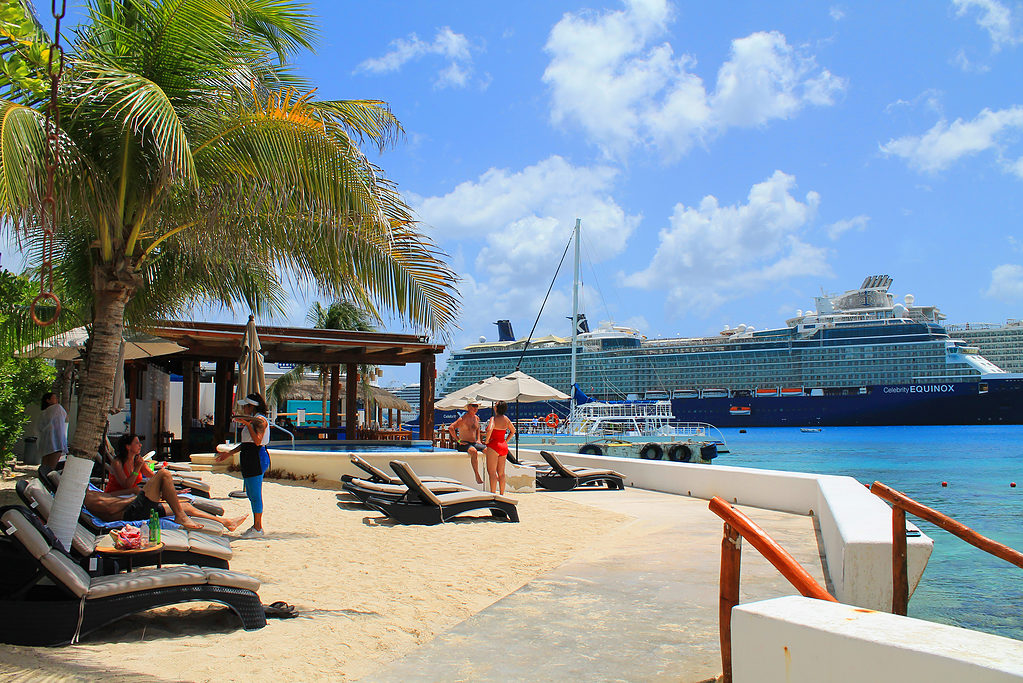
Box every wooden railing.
[709,496,836,683]
[869,481,1023,616]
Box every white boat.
[519,399,729,461]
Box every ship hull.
[434,378,1023,428]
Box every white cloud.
[952,0,1019,50]
[411,156,640,333]
[829,6,846,21]
[355,27,478,89]
[625,171,829,315]
[880,106,1023,173]
[951,47,991,72]
[826,214,869,240]
[542,0,845,159]
[985,264,1023,300]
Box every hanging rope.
[515,230,574,372]
[29,0,67,326]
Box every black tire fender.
[578,443,603,456]
[639,443,663,460]
[668,444,692,462]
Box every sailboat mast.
[570,218,581,413]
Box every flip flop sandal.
[264,602,298,619]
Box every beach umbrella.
[435,375,501,410]
[235,315,266,412]
[471,371,570,460]
[16,326,185,361]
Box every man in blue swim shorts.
[448,403,485,484]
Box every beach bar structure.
[147,320,444,454]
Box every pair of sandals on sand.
[264,601,298,619]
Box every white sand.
[0,469,630,682]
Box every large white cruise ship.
[436,276,1023,427]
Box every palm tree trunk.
[69,272,134,458]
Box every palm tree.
[0,1,459,458]
[268,301,378,427]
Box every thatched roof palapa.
[269,378,411,411]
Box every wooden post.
[719,523,741,683]
[329,365,340,428]
[892,507,909,616]
[213,360,233,445]
[180,360,195,457]
[419,358,435,439]
[128,364,138,435]
[345,363,358,440]
[388,408,393,428]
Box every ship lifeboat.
[701,388,729,398]
[780,387,804,397]
[673,389,699,399]
[729,406,752,416]
[755,388,779,397]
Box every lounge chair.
[362,461,519,525]
[0,505,264,646]
[341,454,462,487]
[535,451,625,491]
[341,477,472,506]
[16,480,232,570]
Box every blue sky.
[13,1,1023,386]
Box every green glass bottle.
[149,507,161,544]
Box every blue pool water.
[719,425,1023,640]
[273,442,442,453]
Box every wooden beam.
[213,360,233,445]
[180,360,195,458]
[329,365,341,429]
[419,358,435,438]
[345,363,358,440]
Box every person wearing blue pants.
[218,393,270,538]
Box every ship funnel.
[575,313,590,334]
[495,320,515,342]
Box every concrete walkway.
[366,488,827,683]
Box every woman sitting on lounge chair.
[483,401,515,496]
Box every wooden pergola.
[148,320,443,451]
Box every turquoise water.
[719,425,1023,640]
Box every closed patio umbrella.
[235,315,266,411]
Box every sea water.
[720,425,1023,640]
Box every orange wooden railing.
[869,481,1023,616]
[708,496,836,683]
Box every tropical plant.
[0,1,459,459]
[267,300,378,426]
[0,270,56,472]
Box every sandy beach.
[0,468,630,682]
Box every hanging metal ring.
[30,290,62,327]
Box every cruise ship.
[437,276,1023,427]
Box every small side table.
[95,539,164,572]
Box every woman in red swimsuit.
[483,400,516,495]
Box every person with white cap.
[217,392,270,537]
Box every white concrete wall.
[732,596,1023,682]
[519,448,932,611]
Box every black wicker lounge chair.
[16,480,232,571]
[361,461,519,525]
[535,451,626,491]
[0,505,264,646]
[341,477,472,506]
[340,455,462,486]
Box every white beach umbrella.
[16,326,185,361]
[235,315,266,411]
[470,371,570,404]
[435,375,502,410]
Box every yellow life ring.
[545,413,560,428]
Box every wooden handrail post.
[719,522,741,683]
[870,481,1023,569]
[892,506,909,616]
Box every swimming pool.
[269,440,448,453]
